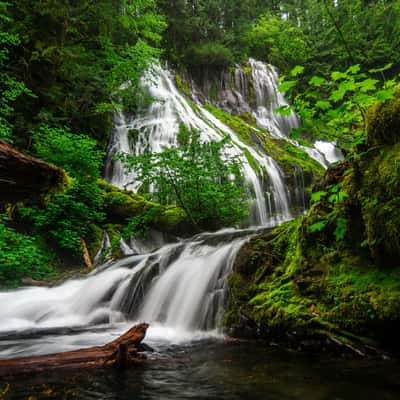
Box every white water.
[0,60,345,359]
[105,64,292,225]
[248,58,299,138]
[0,228,262,358]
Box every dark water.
[2,340,400,400]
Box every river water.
[2,336,400,400]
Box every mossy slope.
[226,97,400,353]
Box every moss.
[210,82,218,102]
[175,73,191,98]
[98,179,190,235]
[367,95,400,147]
[226,137,400,349]
[224,89,400,350]
[358,143,400,264]
[85,223,104,258]
[156,206,187,231]
[204,105,254,145]
[203,105,323,182]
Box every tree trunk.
[0,323,149,378]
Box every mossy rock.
[203,105,324,183]
[358,143,400,264]
[367,95,400,146]
[98,179,190,235]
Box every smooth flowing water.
[0,228,263,359]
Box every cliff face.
[225,96,400,354]
[0,141,66,205]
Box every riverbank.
[225,96,400,354]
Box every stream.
[2,336,400,399]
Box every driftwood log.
[0,323,149,378]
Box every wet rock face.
[186,65,253,115]
[0,141,66,204]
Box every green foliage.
[160,0,257,67]
[277,64,398,147]
[120,131,250,230]
[20,182,104,254]
[307,182,349,242]
[188,42,234,69]
[7,0,165,145]
[0,216,55,286]
[244,13,308,70]
[33,126,104,180]
[19,127,105,254]
[0,2,31,142]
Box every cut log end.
[0,323,149,379]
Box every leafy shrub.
[19,126,105,254]
[121,131,250,230]
[0,217,55,286]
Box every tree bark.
[0,141,66,205]
[0,323,149,378]
[81,238,94,271]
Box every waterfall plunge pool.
[2,336,400,400]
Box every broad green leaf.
[358,78,379,93]
[275,105,293,116]
[310,220,328,233]
[331,71,347,81]
[345,65,361,75]
[311,191,327,202]
[309,76,326,87]
[278,80,297,92]
[290,65,305,77]
[315,100,331,110]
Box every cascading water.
[0,228,262,358]
[105,64,292,225]
[234,59,343,168]
[1,59,344,359]
[248,58,299,138]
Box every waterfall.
[105,59,343,227]
[248,58,299,138]
[0,60,346,358]
[105,64,292,225]
[0,228,262,357]
[237,59,343,168]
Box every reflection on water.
[3,339,400,400]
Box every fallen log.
[0,323,149,378]
[0,140,66,205]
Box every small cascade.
[248,58,299,138]
[105,64,292,225]
[200,58,343,168]
[0,228,263,357]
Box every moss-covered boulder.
[98,180,189,235]
[357,143,400,264]
[367,95,400,147]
